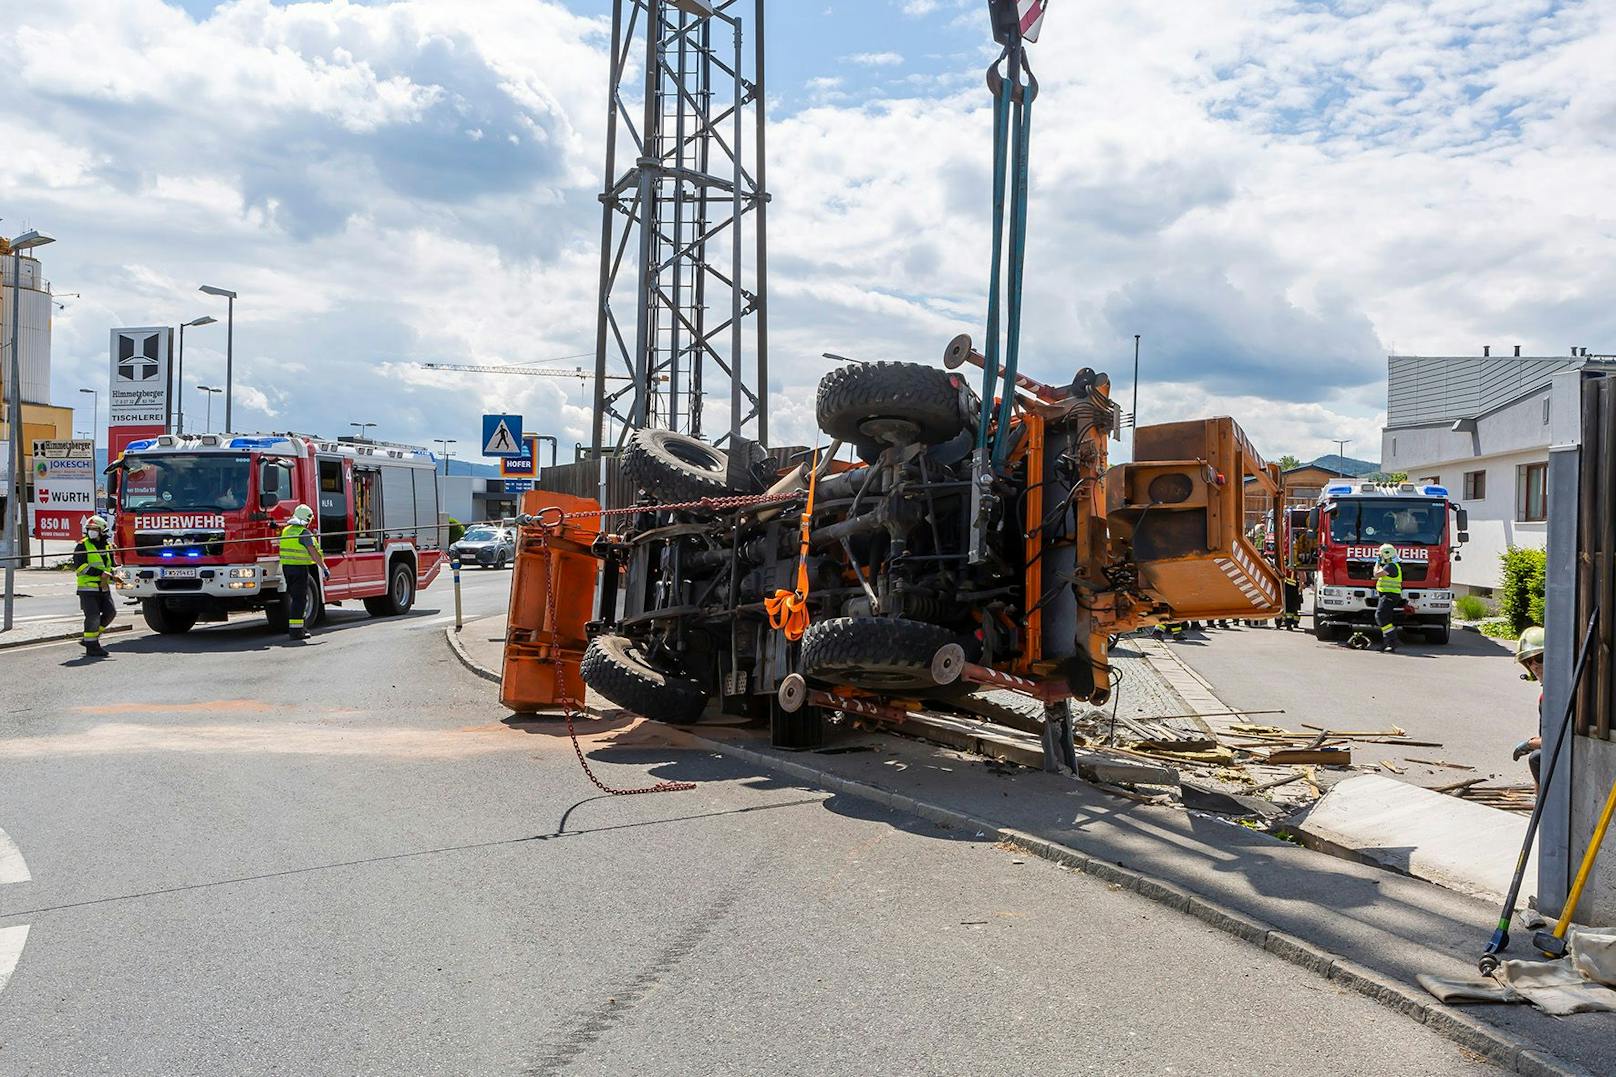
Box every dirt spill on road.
[74,699,273,715]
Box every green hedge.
[447,517,466,545]
[1499,546,1547,634]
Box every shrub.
[447,516,466,545]
[1498,546,1547,634]
[1455,594,1492,621]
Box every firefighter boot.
[1379,627,1399,653]
[84,639,110,658]
[289,628,311,642]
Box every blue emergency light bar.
[1424,485,1448,497]
[1326,484,1354,496]
[228,437,290,450]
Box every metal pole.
[629,1,662,430]
[1131,334,1140,440]
[176,322,186,435]
[223,295,234,433]
[3,244,22,630]
[730,13,744,442]
[753,0,770,446]
[590,0,627,462]
[452,556,463,631]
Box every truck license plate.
[161,567,199,579]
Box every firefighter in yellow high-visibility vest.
[279,505,330,642]
[1372,543,1403,653]
[73,514,118,658]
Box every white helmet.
[84,514,110,535]
[292,504,315,524]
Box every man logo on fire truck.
[111,433,446,638]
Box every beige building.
[1,241,73,509]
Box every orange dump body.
[499,491,602,713]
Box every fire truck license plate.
[161,568,199,579]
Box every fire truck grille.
[1346,561,1429,583]
[133,531,228,558]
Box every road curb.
[0,623,132,652]
[436,627,1584,1076]
[443,625,500,684]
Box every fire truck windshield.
[122,455,253,513]
[1328,498,1445,546]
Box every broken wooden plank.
[1432,777,1487,794]
[1248,746,1352,767]
[1406,758,1475,771]
[1380,759,1406,775]
[1251,771,1306,793]
[1302,723,1406,738]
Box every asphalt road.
[1162,612,1541,786]
[0,568,1493,1075]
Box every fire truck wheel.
[140,599,197,635]
[581,634,708,724]
[1427,620,1451,645]
[801,616,961,692]
[366,560,416,617]
[816,361,973,451]
[622,428,737,503]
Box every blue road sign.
[482,414,523,457]
[504,479,535,492]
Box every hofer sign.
[30,440,97,540]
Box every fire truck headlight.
[229,568,257,579]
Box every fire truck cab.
[112,433,445,635]
[1305,481,1469,645]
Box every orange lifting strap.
[765,449,820,641]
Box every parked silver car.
[450,524,516,569]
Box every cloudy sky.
[4,0,1612,466]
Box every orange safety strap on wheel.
[766,448,820,642]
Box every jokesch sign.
[108,327,173,459]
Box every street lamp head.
[79,387,95,395]
[185,315,218,328]
[9,230,55,252]
[198,384,219,393]
[199,285,237,299]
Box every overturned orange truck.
[501,336,1285,755]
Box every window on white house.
[1419,476,1439,486]
[1464,470,1486,500]
[1544,399,1552,425]
[1517,462,1548,522]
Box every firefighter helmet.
[84,514,110,535]
[1516,626,1546,669]
[1378,543,1398,560]
[292,504,315,525]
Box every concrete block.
[1262,930,1337,977]
[1295,774,1536,904]
[1180,780,1286,819]
[1327,960,1431,1022]
[1182,897,1271,944]
[1421,1007,1521,1070]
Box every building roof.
[1385,353,1614,429]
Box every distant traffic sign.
[501,435,540,478]
[482,414,523,457]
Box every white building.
[1381,349,1614,595]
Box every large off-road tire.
[622,428,735,503]
[930,689,1046,736]
[141,599,197,635]
[1428,618,1451,645]
[816,362,972,449]
[800,616,959,692]
[581,634,709,724]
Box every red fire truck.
[111,432,446,634]
[1306,481,1469,645]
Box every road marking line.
[0,828,29,885]
[0,925,29,995]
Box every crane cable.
[978,15,1042,466]
[765,448,821,641]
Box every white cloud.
[8,0,1614,473]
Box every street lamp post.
[78,388,98,509]
[350,422,376,441]
[4,230,56,632]
[435,438,457,476]
[176,315,217,435]
[197,385,221,433]
[198,285,236,432]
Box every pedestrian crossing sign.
[482,414,523,457]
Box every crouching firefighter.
[1372,543,1403,653]
[74,514,118,658]
[279,504,330,642]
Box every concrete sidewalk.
[446,615,1614,1076]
